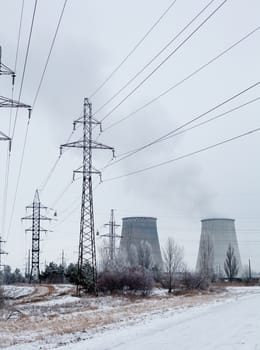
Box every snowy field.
[0,285,259,349]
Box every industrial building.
[196,218,243,278]
[119,216,163,268]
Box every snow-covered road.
[62,292,260,350]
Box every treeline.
[0,266,25,284]
[0,238,255,295]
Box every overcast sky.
[0,0,260,274]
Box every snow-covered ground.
[60,289,260,350]
[1,286,259,349]
[3,285,34,299]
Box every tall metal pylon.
[22,190,52,283]
[0,236,8,271]
[101,209,121,261]
[0,46,15,83]
[60,98,114,293]
[0,45,31,142]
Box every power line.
[2,150,11,239]
[104,127,260,182]
[104,81,260,167]
[94,0,216,116]
[103,26,260,133]
[53,182,101,229]
[53,200,80,228]
[5,0,38,241]
[39,129,74,193]
[6,120,30,241]
[14,0,25,73]
[32,0,68,110]
[6,1,68,241]
[100,96,260,173]
[90,0,178,98]
[11,0,38,139]
[2,0,26,239]
[51,180,75,208]
[161,96,260,142]
[96,0,227,121]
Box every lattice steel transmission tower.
[60,98,114,293]
[22,190,52,282]
[0,236,8,271]
[101,209,121,261]
[0,46,15,83]
[0,45,31,142]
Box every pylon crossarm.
[0,62,15,78]
[25,228,48,232]
[74,169,101,176]
[22,215,34,220]
[39,215,52,220]
[0,96,30,109]
[91,141,114,151]
[60,140,84,150]
[0,130,11,141]
[74,115,101,126]
[25,204,48,210]
[0,46,16,84]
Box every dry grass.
[0,287,243,347]
[0,285,234,348]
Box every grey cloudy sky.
[0,0,260,273]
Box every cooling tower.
[119,217,163,267]
[196,218,243,278]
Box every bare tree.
[163,238,184,293]
[98,239,111,272]
[224,244,239,282]
[99,240,127,272]
[138,241,153,270]
[197,233,214,283]
[128,244,138,266]
[0,286,5,309]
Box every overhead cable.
[104,81,260,167]
[104,127,260,182]
[96,0,226,121]
[103,26,260,133]
[11,0,38,139]
[6,1,68,240]
[1,1,25,239]
[6,121,30,240]
[90,0,178,98]
[39,129,74,193]
[32,0,68,110]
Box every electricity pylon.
[60,98,114,293]
[0,46,15,83]
[101,209,121,261]
[22,190,52,283]
[0,236,8,271]
[0,45,31,142]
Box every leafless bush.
[97,266,154,295]
[0,286,5,309]
[181,271,209,290]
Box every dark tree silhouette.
[163,238,184,293]
[224,244,239,282]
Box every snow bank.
[3,285,34,299]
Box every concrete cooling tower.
[119,217,163,267]
[196,218,243,278]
